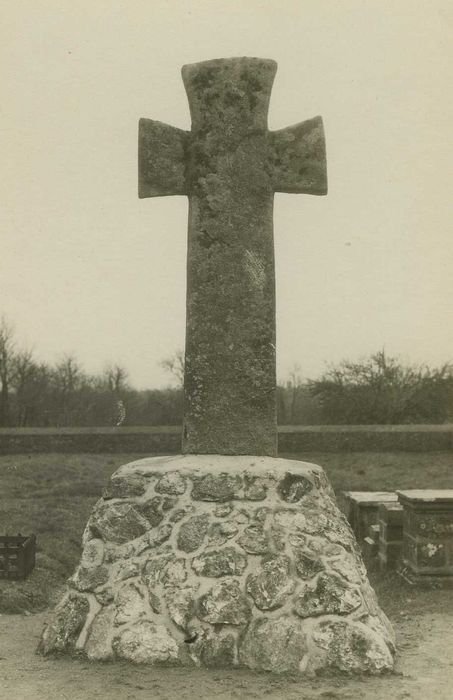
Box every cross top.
[139,57,327,456]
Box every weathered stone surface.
[105,523,172,563]
[80,538,104,568]
[330,554,363,584]
[103,474,147,499]
[246,554,295,610]
[38,593,89,654]
[117,558,142,581]
[148,524,173,548]
[294,549,324,579]
[192,547,247,577]
[114,582,147,625]
[240,617,308,672]
[214,502,234,518]
[300,535,344,558]
[232,509,250,525]
[70,563,110,592]
[277,473,313,502]
[252,506,270,523]
[208,521,239,546]
[177,514,210,552]
[85,605,115,660]
[311,619,393,673]
[244,475,268,500]
[90,502,150,544]
[139,59,326,456]
[149,591,162,614]
[356,613,396,654]
[197,580,251,625]
[113,620,179,664]
[170,505,195,522]
[273,508,306,530]
[137,496,165,527]
[162,497,177,511]
[94,586,114,606]
[294,572,362,618]
[155,470,187,495]
[191,473,241,502]
[143,553,187,587]
[162,557,188,586]
[192,631,238,668]
[69,538,109,591]
[165,584,199,629]
[237,524,270,554]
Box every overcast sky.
[1,1,452,389]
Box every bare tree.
[160,350,185,387]
[11,348,36,426]
[104,363,129,394]
[0,317,15,426]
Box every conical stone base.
[38,455,395,674]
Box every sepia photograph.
[1,1,452,698]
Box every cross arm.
[268,116,327,196]
[138,118,189,198]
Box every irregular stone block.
[70,564,110,592]
[170,505,195,522]
[329,554,363,584]
[311,619,393,673]
[117,559,142,581]
[192,547,247,577]
[143,553,187,588]
[197,580,251,625]
[277,473,313,503]
[103,474,147,499]
[243,475,268,500]
[294,549,324,579]
[113,620,179,664]
[85,605,115,660]
[208,521,239,546]
[246,554,295,610]
[165,584,199,629]
[192,630,237,668]
[240,617,308,672]
[95,586,114,606]
[192,473,242,502]
[294,572,362,618]
[155,470,187,495]
[80,538,104,568]
[252,506,270,523]
[177,514,210,552]
[214,502,234,518]
[114,582,147,626]
[90,502,151,544]
[162,497,177,511]
[38,592,89,654]
[137,496,165,527]
[237,525,270,554]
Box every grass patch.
[0,451,452,614]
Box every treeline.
[1,318,452,427]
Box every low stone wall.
[0,425,452,455]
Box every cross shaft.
[139,57,327,456]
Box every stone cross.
[139,57,327,457]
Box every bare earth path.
[1,610,452,700]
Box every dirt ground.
[1,609,452,700]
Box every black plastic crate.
[0,534,36,580]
